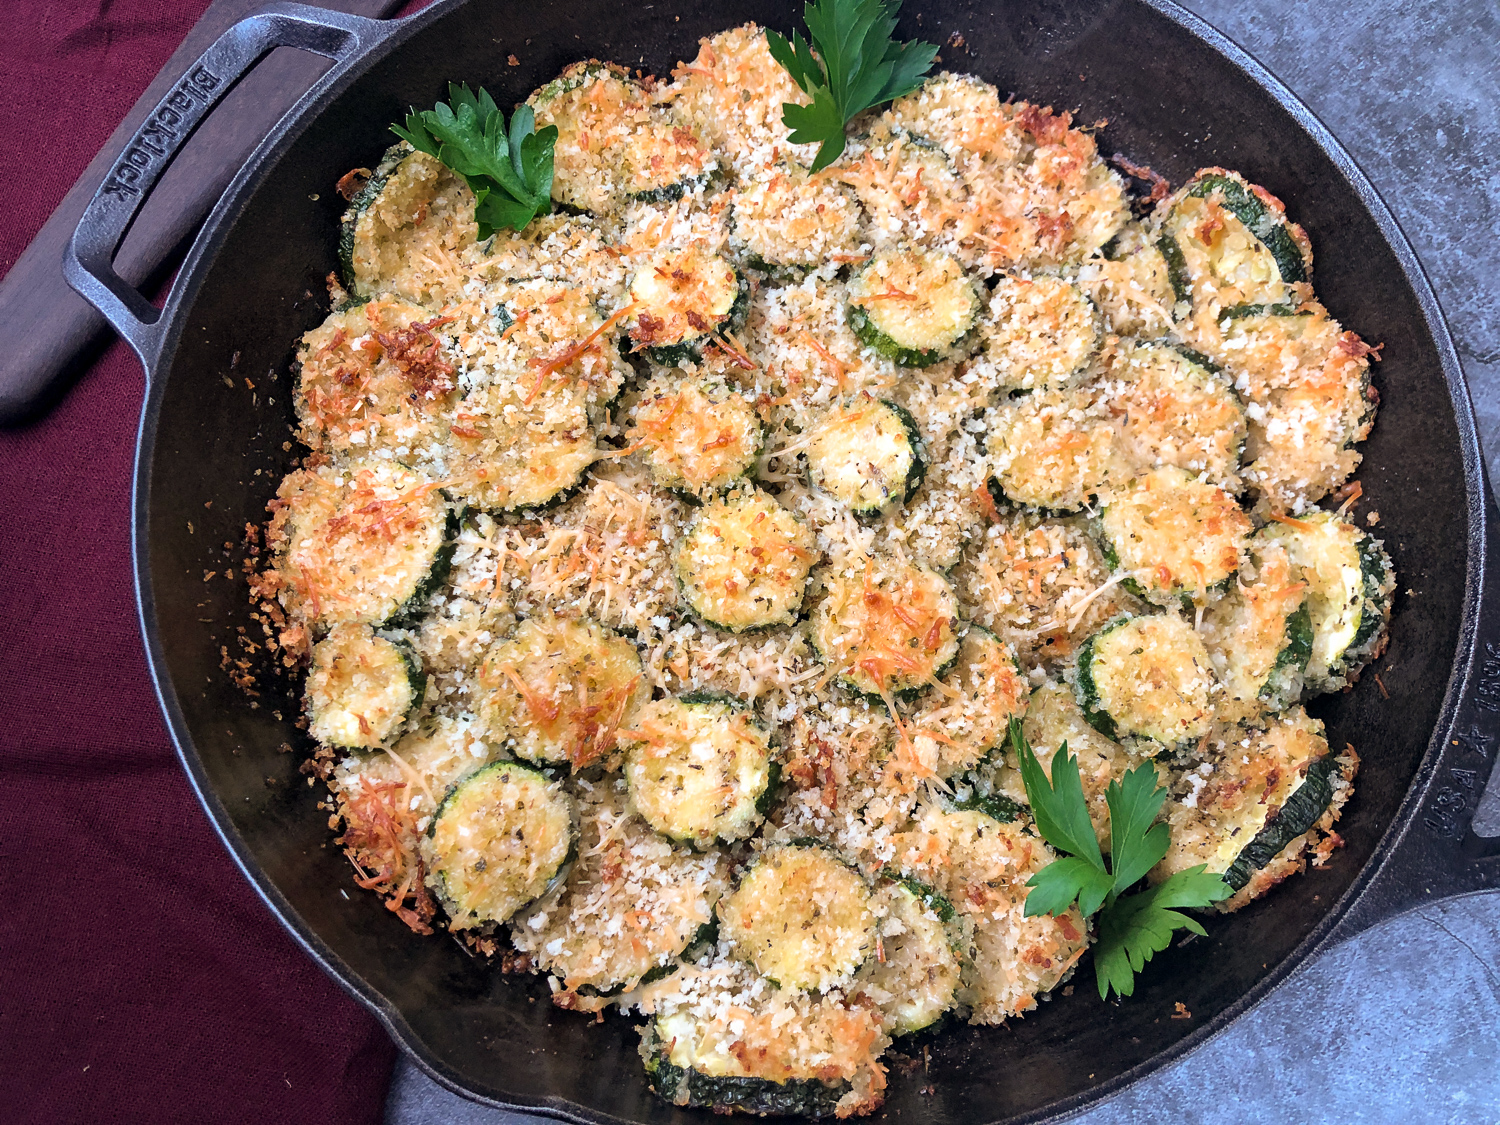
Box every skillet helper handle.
[1329,480,1500,942]
[63,4,384,374]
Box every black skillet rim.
[128,0,1482,1121]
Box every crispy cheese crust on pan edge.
[249,31,1390,1117]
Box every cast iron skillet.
[63,0,1500,1120]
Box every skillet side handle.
[62,4,386,374]
[1327,478,1500,944]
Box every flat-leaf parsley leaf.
[766,0,939,173]
[1009,718,1231,999]
[391,83,556,238]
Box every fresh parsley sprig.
[1010,718,1231,999]
[766,0,939,173]
[391,83,556,238]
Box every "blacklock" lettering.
[101,64,222,199]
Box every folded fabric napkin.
[0,2,396,1120]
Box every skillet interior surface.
[138,0,1472,1120]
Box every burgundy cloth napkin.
[0,2,396,1121]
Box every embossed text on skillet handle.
[62,4,387,375]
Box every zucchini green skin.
[847,303,976,368]
[1184,173,1308,286]
[385,506,462,628]
[629,165,724,205]
[641,276,750,367]
[1074,619,1125,741]
[337,142,410,291]
[946,780,1025,824]
[1219,302,1306,321]
[1262,602,1313,708]
[1157,234,1190,309]
[806,398,927,518]
[1342,535,1394,668]
[427,760,576,924]
[882,400,930,511]
[1172,345,1223,375]
[643,1034,848,1118]
[1223,755,1338,890]
[896,876,958,925]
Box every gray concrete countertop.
[387,2,1500,1121]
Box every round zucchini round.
[846,247,981,366]
[278,458,454,631]
[985,386,1119,512]
[306,623,424,750]
[731,160,863,273]
[628,377,763,499]
[675,487,817,632]
[1097,466,1251,605]
[422,761,575,930]
[1160,169,1311,315]
[1102,341,1247,488]
[907,624,1028,779]
[718,843,876,991]
[805,396,927,517]
[622,694,775,847]
[978,275,1102,392]
[529,61,716,214]
[626,245,746,364]
[1076,614,1216,748]
[856,879,962,1035]
[508,788,728,998]
[478,614,650,771]
[1258,509,1394,692]
[810,557,960,700]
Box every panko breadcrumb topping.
[249,23,1388,1118]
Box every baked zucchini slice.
[338,144,473,301]
[1077,615,1216,748]
[810,557,960,701]
[907,625,1029,779]
[897,806,1087,1023]
[731,160,862,273]
[277,459,456,631]
[621,694,775,847]
[644,1033,847,1117]
[1259,510,1394,692]
[625,245,747,364]
[1097,466,1251,605]
[643,1012,852,1117]
[977,275,1102,392]
[1202,542,1312,720]
[718,843,876,990]
[1103,341,1247,488]
[1156,708,1351,905]
[674,487,817,631]
[339,142,413,289]
[985,386,1119,512]
[855,879,962,1035]
[446,380,595,513]
[306,623,423,749]
[530,61,716,214]
[1159,169,1312,314]
[508,788,727,999]
[477,614,650,771]
[627,377,763,499]
[422,761,575,930]
[805,396,927,516]
[846,247,981,366]
[482,278,632,422]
